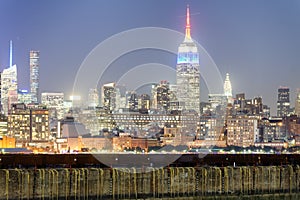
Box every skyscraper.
[127,91,138,112]
[138,94,150,111]
[41,92,64,120]
[1,41,18,115]
[30,51,40,103]
[277,87,290,117]
[152,81,172,112]
[101,82,117,111]
[18,89,32,105]
[295,89,300,116]
[224,73,232,98]
[176,6,200,114]
[88,88,99,108]
[9,40,12,68]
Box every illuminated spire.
[224,73,232,98]
[184,5,192,42]
[9,40,13,67]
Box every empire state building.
[176,6,200,114]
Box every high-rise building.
[152,81,172,112]
[263,105,271,118]
[169,84,180,111]
[230,93,267,117]
[277,87,290,117]
[30,51,39,103]
[127,91,138,112]
[251,97,263,116]
[118,96,127,110]
[138,94,150,111]
[1,41,18,115]
[115,87,121,111]
[208,94,227,110]
[18,89,32,105]
[260,117,285,142]
[9,40,12,67]
[224,73,233,103]
[176,6,200,114]
[88,88,99,108]
[101,83,117,111]
[41,92,64,120]
[206,94,227,140]
[199,115,225,141]
[295,89,300,116]
[236,93,245,101]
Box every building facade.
[152,81,172,112]
[227,116,258,147]
[199,115,225,141]
[176,6,200,114]
[224,73,232,98]
[223,73,233,104]
[101,83,117,111]
[41,92,64,120]
[1,65,18,115]
[138,94,150,111]
[18,89,32,104]
[295,89,300,116]
[277,87,290,117]
[7,104,49,146]
[127,91,138,112]
[30,51,40,103]
[88,88,99,108]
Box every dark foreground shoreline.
[0,153,299,168]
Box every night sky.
[1,0,300,115]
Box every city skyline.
[1,1,300,115]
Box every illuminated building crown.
[224,73,232,97]
[177,5,199,64]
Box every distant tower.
[224,73,233,104]
[224,73,232,98]
[153,81,171,112]
[295,89,300,116]
[1,41,18,115]
[138,94,150,111]
[277,87,290,117]
[41,92,64,120]
[101,83,117,111]
[88,88,99,108]
[18,89,32,104]
[176,5,200,114]
[9,40,13,67]
[30,51,40,103]
[127,91,138,112]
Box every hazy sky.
[1,0,300,115]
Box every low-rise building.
[7,103,50,147]
[227,116,259,147]
[0,136,15,148]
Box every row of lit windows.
[111,117,196,122]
